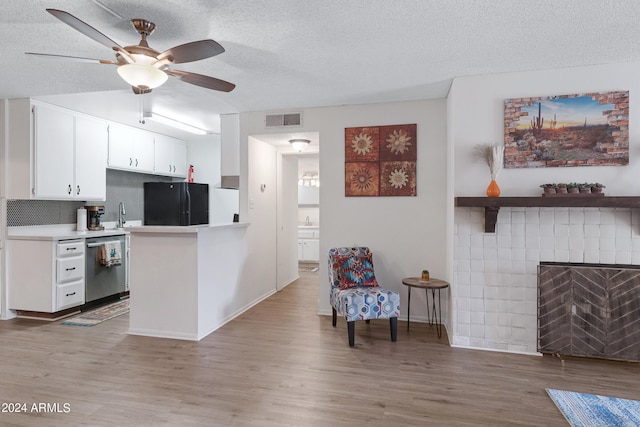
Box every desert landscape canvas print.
[503,91,629,168]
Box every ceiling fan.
[26,8,235,94]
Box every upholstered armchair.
[328,247,400,347]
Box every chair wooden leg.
[347,321,355,347]
[390,317,398,342]
[332,308,337,327]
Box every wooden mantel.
[455,196,640,232]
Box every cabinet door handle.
[129,157,133,166]
[66,247,77,251]
[66,292,76,297]
[173,165,176,173]
[76,185,80,195]
[169,164,172,172]
[65,267,76,271]
[135,158,139,167]
[67,184,72,195]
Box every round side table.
[401,277,449,338]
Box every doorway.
[248,131,320,291]
[297,154,320,274]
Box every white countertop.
[127,222,250,234]
[8,224,130,241]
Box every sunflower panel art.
[344,124,417,197]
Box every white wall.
[452,62,640,197]
[449,61,640,354]
[246,136,278,295]
[242,99,448,324]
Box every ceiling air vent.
[265,112,302,128]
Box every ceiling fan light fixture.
[144,112,208,135]
[289,138,310,152]
[117,63,168,89]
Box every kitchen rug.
[61,298,129,327]
[546,389,640,427]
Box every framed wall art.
[504,91,629,168]
[344,124,417,197]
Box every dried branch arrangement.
[475,143,504,180]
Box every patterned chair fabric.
[328,247,400,346]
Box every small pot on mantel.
[540,184,556,195]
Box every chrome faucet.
[117,202,126,228]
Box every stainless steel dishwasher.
[85,235,127,303]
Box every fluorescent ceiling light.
[144,112,208,135]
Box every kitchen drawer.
[57,240,85,257]
[57,256,84,283]
[56,280,84,311]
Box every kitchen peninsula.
[127,222,252,340]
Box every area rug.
[299,262,319,272]
[61,299,129,327]
[546,389,640,427]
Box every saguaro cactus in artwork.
[530,102,544,130]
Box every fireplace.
[538,262,640,362]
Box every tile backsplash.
[7,169,180,227]
[6,199,85,226]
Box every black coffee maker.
[86,206,105,230]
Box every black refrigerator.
[143,182,209,226]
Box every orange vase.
[486,179,500,197]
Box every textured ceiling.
[2,0,640,139]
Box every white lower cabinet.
[56,281,85,311]
[298,239,319,261]
[56,256,84,284]
[8,239,85,313]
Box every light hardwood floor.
[1,270,639,426]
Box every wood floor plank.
[0,270,639,426]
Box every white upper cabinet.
[33,105,75,199]
[6,99,190,201]
[75,116,108,200]
[31,104,107,200]
[172,140,188,177]
[154,134,187,178]
[108,123,155,173]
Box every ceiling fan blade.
[158,40,225,64]
[25,52,115,65]
[46,8,122,50]
[166,69,235,92]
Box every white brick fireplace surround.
[453,206,640,354]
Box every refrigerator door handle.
[184,186,192,226]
